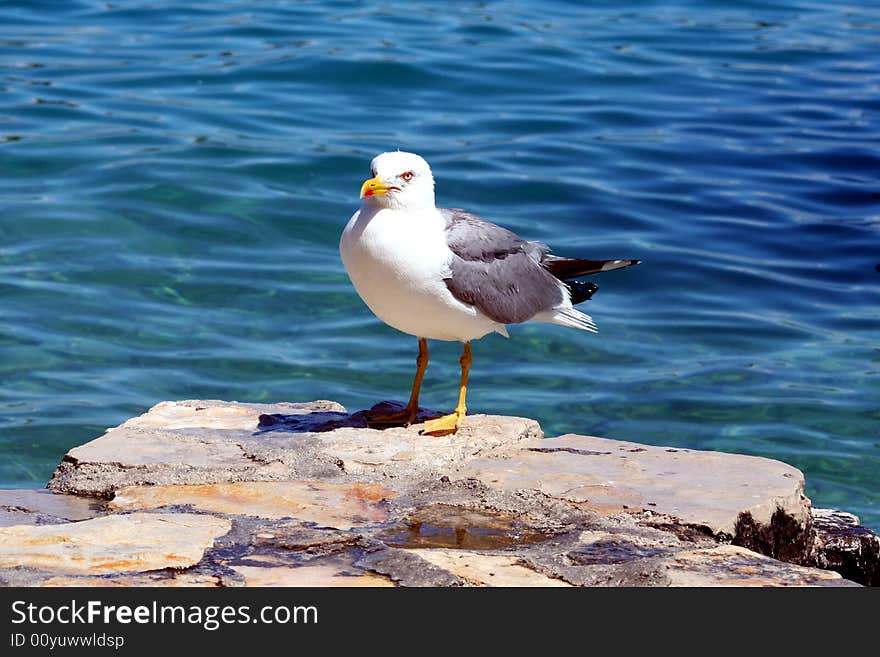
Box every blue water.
[1,1,878,530]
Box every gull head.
[360,151,435,210]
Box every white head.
[359,151,435,210]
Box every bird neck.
[357,202,442,230]
[366,194,435,212]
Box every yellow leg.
[367,338,429,427]
[421,342,471,437]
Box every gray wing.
[441,208,564,324]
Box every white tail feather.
[549,308,598,333]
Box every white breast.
[339,205,501,342]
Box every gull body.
[339,151,638,435]
[341,203,505,342]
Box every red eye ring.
[400,171,414,182]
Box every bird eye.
[400,171,414,182]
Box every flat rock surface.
[110,481,394,530]
[0,489,104,527]
[459,434,810,537]
[408,549,571,587]
[0,512,231,574]
[662,545,852,587]
[49,399,541,497]
[231,554,395,587]
[3,398,871,587]
[40,573,223,587]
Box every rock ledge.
[0,399,873,587]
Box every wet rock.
[459,434,810,538]
[0,512,230,574]
[810,508,879,587]
[48,399,540,497]
[376,504,552,550]
[733,507,813,565]
[110,481,394,529]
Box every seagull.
[340,151,639,436]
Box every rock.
[354,546,470,587]
[516,530,851,587]
[0,510,39,528]
[459,434,811,546]
[0,489,104,527]
[250,522,362,553]
[731,507,814,565]
[230,554,394,587]
[662,545,854,587]
[48,399,540,497]
[406,549,571,587]
[109,481,394,530]
[810,508,880,587]
[7,398,872,587]
[40,573,223,587]
[47,400,342,497]
[0,512,230,574]
[375,503,552,550]
[518,527,702,587]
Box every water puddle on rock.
[568,539,670,565]
[378,504,552,550]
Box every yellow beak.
[360,176,391,199]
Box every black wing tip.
[567,280,599,305]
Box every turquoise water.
[1,1,878,530]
